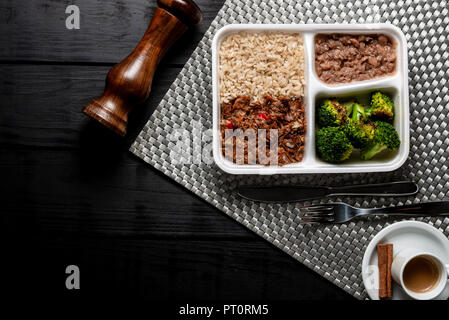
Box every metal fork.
[300,201,449,224]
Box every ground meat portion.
[315,34,396,84]
[220,95,306,166]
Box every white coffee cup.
[391,248,449,300]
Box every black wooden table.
[0,0,352,301]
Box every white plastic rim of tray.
[212,24,410,175]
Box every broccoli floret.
[351,102,367,122]
[317,99,348,127]
[316,127,353,163]
[343,101,356,115]
[343,103,375,148]
[367,92,394,122]
[360,121,400,160]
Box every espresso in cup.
[392,249,449,300]
[403,255,440,293]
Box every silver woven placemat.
[130,0,449,299]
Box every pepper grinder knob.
[83,0,202,136]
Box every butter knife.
[237,181,418,203]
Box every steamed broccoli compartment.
[316,91,400,163]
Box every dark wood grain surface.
[0,0,353,301]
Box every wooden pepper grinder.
[83,0,202,136]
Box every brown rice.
[219,31,305,103]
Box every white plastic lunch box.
[212,24,409,175]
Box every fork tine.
[302,207,334,214]
[299,219,334,225]
[300,204,334,211]
[299,216,335,224]
[300,206,334,217]
[302,211,334,217]
[299,203,339,224]
[303,209,334,215]
[299,216,327,222]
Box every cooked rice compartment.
[218,31,306,166]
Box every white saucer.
[362,221,449,300]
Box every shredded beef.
[220,95,306,166]
[315,34,397,84]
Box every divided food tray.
[212,24,409,175]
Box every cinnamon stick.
[377,243,393,298]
